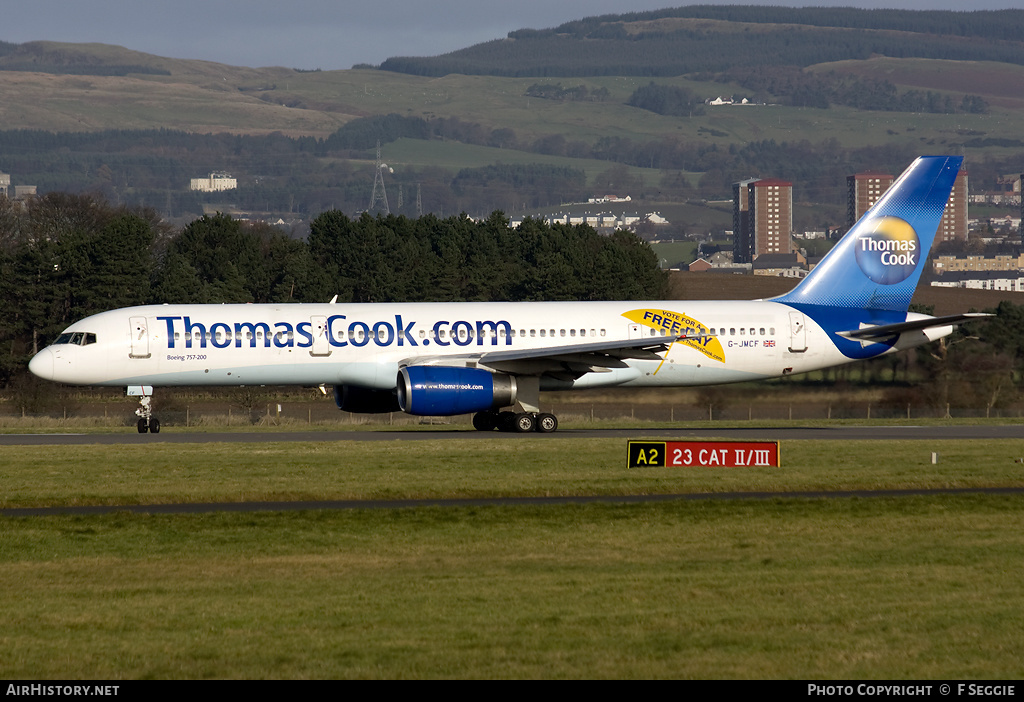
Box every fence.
[2,397,1023,428]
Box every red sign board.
[628,440,780,468]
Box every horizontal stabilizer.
[836,313,993,341]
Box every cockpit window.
[52,332,97,346]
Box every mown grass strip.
[1,496,1023,679]
[2,438,1024,509]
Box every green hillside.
[0,8,1023,220]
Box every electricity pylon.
[369,140,390,214]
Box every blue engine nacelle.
[397,366,516,416]
[333,384,401,413]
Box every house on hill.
[753,252,807,278]
[687,257,713,272]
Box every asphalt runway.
[1,424,1023,445]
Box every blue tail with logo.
[772,156,962,359]
[774,155,961,313]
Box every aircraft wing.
[399,333,703,380]
[835,313,993,342]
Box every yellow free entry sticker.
[622,308,725,364]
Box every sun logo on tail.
[853,216,920,285]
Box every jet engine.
[397,366,516,416]
[333,384,401,413]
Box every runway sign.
[628,440,780,468]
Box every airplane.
[28,155,990,433]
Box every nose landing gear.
[129,386,160,433]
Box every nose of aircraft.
[28,347,54,380]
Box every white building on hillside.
[190,172,238,192]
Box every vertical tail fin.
[773,156,962,312]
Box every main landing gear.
[472,410,558,433]
[471,376,558,433]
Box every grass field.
[378,137,668,187]
[3,496,1023,679]
[2,438,1024,509]
[5,47,1024,164]
[2,436,1024,678]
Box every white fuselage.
[27,300,949,391]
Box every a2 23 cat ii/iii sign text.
[627,440,780,468]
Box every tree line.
[2,113,1022,224]
[379,8,1024,77]
[525,83,611,102]
[705,67,988,113]
[544,6,1024,43]
[0,192,667,386]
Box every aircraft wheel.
[137,418,148,433]
[497,412,517,432]
[514,413,535,433]
[472,411,498,431]
[150,417,160,434]
[535,413,558,433]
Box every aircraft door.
[129,316,151,359]
[627,323,646,339]
[310,316,331,357]
[788,311,807,353]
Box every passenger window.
[540,329,546,337]
[730,328,735,335]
